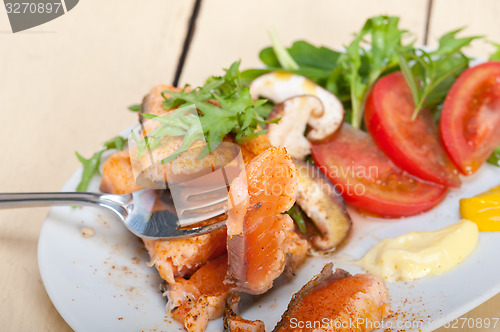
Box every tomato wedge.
[440,61,500,175]
[311,124,447,217]
[364,72,461,187]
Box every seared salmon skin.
[274,263,390,332]
[226,147,298,294]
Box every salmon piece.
[100,150,143,195]
[238,132,272,164]
[283,230,309,275]
[226,147,298,294]
[142,84,184,115]
[100,149,227,285]
[167,256,230,331]
[143,230,227,284]
[224,293,265,332]
[274,263,390,332]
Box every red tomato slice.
[311,124,447,218]
[440,61,500,175]
[364,72,461,187]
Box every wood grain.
[0,1,194,330]
[429,0,500,58]
[179,0,429,86]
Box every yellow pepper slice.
[460,185,500,231]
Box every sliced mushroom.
[224,294,265,332]
[250,71,344,141]
[294,160,352,252]
[267,95,322,160]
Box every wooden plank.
[429,0,500,58]
[0,1,194,330]
[179,0,429,85]
[430,1,500,330]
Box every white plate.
[38,158,500,332]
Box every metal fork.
[0,186,228,240]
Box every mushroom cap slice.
[294,160,352,252]
[267,95,323,160]
[250,71,344,140]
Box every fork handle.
[0,192,106,208]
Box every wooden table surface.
[1,0,499,330]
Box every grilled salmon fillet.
[274,263,390,332]
[101,150,143,194]
[226,147,300,295]
[143,231,227,284]
[100,149,228,285]
[142,84,184,116]
[167,256,229,331]
[224,293,265,332]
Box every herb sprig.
[144,61,274,162]
[75,135,127,191]
[487,145,500,167]
[249,16,413,128]
[339,16,414,127]
[399,29,480,120]
[132,104,204,163]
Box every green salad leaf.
[487,145,500,167]
[399,29,481,120]
[250,16,413,128]
[241,38,342,89]
[268,28,299,70]
[489,42,500,61]
[339,16,414,128]
[135,105,205,163]
[154,61,273,161]
[75,135,127,192]
[285,204,308,234]
[127,104,142,112]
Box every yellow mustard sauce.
[358,219,478,282]
[460,184,500,231]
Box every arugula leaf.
[75,135,127,192]
[75,151,104,192]
[487,145,500,167]
[249,36,347,102]
[128,104,141,112]
[254,39,342,91]
[399,29,481,120]
[139,105,205,163]
[285,204,308,234]
[339,16,413,128]
[260,40,340,71]
[489,42,500,61]
[104,136,127,151]
[268,28,299,70]
[154,61,272,161]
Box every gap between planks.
[173,0,203,87]
[172,0,435,84]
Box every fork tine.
[186,188,229,205]
[181,199,227,217]
[185,183,230,200]
[176,191,228,227]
